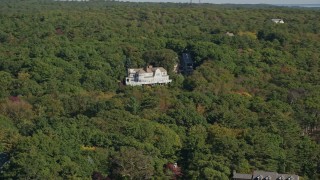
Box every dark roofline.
[233,170,299,180]
[0,153,9,170]
[181,53,193,63]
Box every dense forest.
[0,0,319,179]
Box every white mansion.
[125,65,172,86]
[271,19,284,23]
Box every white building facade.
[125,66,172,86]
[271,19,284,23]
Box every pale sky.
[119,0,319,4]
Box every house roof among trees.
[233,171,299,180]
[233,172,252,179]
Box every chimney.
[146,65,153,72]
